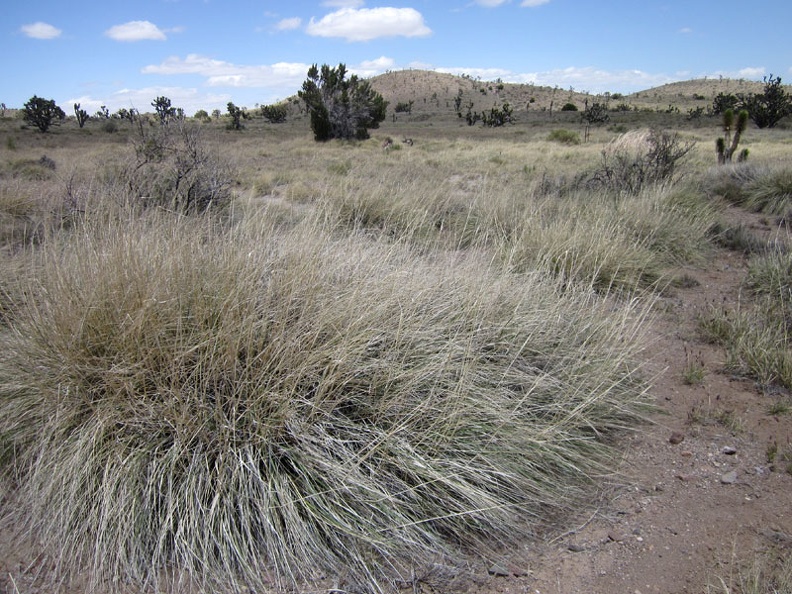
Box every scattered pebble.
[669,431,685,445]
[488,564,510,577]
[567,543,586,553]
[722,446,737,455]
[720,470,738,484]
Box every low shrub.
[547,129,581,145]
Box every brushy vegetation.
[699,246,792,390]
[0,206,652,592]
[0,92,791,592]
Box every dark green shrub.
[298,63,388,141]
[739,75,792,129]
[260,103,288,123]
[547,129,581,145]
[560,102,578,112]
[22,96,66,133]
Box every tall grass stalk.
[0,207,651,592]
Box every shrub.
[260,103,288,123]
[547,129,581,145]
[124,119,233,213]
[560,102,578,112]
[0,215,651,593]
[588,129,696,194]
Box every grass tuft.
[0,208,652,592]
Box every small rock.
[608,531,626,542]
[720,470,738,484]
[722,446,737,455]
[567,543,586,552]
[487,564,510,577]
[669,431,685,445]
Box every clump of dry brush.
[0,209,651,593]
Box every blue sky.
[3,0,791,115]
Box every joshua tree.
[226,102,248,130]
[716,108,749,164]
[23,95,66,133]
[152,96,176,126]
[74,103,89,128]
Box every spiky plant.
[716,108,749,164]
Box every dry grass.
[0,205,653,592]
[0,96,791,593]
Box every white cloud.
[474,0,510,6]
[520,0,550,6]
[737,66,765,79]
[322,0,365,7]
[276,17,302,31]
[105,21,167,42]
[142,54,309,90]
[354,56,396,77]
[306,7,431,41]
[20,22,62,39]
[436,65,677,94]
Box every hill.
[366,69,786,117]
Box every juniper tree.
[23,96,66,133]
[739,75,792,129]
[298,63,387,141]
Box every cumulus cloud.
[474,0,510,6]
[142,54,309,90]
[105,21,167,42]
[737,66,765,78]
[276,17,302,31]
[520,0,550,6]
[306,7,431,41]
[20,22,62,39]
[436,64,677,94]
[354,56,397,76]
[322,0,365,7]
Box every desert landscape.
[1,71,791,593]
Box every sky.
[3,0,791,116]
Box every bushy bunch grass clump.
[703,163,792,215]
[700,247,792,389]
[0,209,652,592]
[503,186,716,292]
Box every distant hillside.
[366,69,789,117]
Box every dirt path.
[466,207,792,594]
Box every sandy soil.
[2,207,791,594]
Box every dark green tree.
[23,96,66,132]
[711,92,739,115]
[739,75,792,129]
[298,63,387,141]
[152,96,176,126]
[226,102,248,130]
[73,103,89,128]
